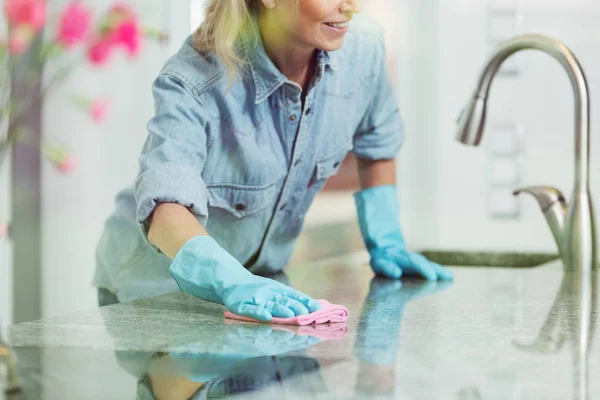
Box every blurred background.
[2,0,600,332]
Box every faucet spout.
[457,34,590,191]
[457,34,597,273]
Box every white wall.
[41,0,190,318]
[399,0,600,253]
[190,0,207,30]
[394,0,443,250]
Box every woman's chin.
[318,38,346,52]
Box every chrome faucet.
[457,34,597,274]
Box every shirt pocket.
[314,143,353,183]
[207,181,278,218]
[295,144,352,219]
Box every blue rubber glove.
[354,185,454,281]
[170,236,322,321]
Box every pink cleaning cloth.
[224,299,349,326]
[275,323,349,340]
[224,319,349,340]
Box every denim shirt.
[94,15,404,302]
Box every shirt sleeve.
[134,72,210,242]
[352,38,405,160]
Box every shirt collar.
[239,14,339,104]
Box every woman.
[94,0,453,320]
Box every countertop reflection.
[6,250,600,399]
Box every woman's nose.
[340,1,360,14]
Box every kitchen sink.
[290,221,561,269]
[419,250,560,268]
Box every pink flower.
[57,1,92,48]
[84,3,144,65]
[0,223,9,239]
[87,37,114,65]
[56,154,78,174]
[71,94,110,122]
[8,25,33,55]
[90,98,109,122]
[108,3,135,19]
[42,142,78,174]
[113,20,141,57]
[3,0,46,31]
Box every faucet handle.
[513,186,566,213]
[514,186,568,260]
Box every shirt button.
[289,115,297,121]
[305,108,311,115]
[235,203,245,211]
[333,162,340,168]
[294,159,301,166]
[279,204,286,211]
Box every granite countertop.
[5,244,599,400]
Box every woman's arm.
[148,203,209,260]
[357,158,396,189]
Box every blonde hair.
[193,0,255,82]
